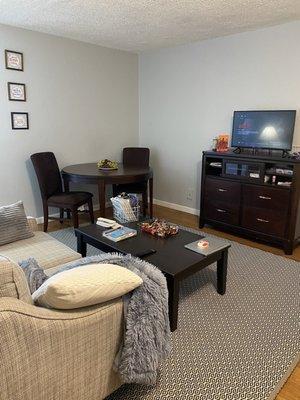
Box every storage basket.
[113,204,140,223]
[111,194,140,223]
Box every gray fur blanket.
[45,253,171,385]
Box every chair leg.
[87,199,94,224]
[142,189,148,217]
[43,202,49,232]
[112,184,118,197]
[72,209,79,229]
[59,208,64,224]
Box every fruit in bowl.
[97,159,118,170]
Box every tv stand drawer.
[241,206,286,237]
[204,200,239,225]
[205,178,241,203]
[243,185,289,213]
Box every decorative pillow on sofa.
[0,201,34,246]
[32,263,143,309]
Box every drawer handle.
[259,195,271,200]
[217,208,227,213]
[218,188,227,192]
[256,218,269,223]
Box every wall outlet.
[186,188,194,201]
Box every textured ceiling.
[0,0,299,52]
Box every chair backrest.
[30,152,63,199]
[123,147,150,168]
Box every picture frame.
[5,49,24,71]
[11,112,29,130]
[7,82,26,101]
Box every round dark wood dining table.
[61,163,153,218]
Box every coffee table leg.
[217,249,228,295]
[166,275,179,332]
[77,233,87,257]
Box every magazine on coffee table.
[185,236,230,256]
[102,226,137,242]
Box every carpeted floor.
[50,227,299,400]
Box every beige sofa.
[0,218,123,400]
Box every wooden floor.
[44,204,300,400]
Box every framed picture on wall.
[7,82,26,101]
[11,112,29,130]
[5,50,24,71]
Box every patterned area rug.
[50,227,299,400]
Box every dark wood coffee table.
[75,223,230,331]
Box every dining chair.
[113,147,150,216]
[31,152,94,232]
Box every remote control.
[134,249,156,258]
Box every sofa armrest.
[27,216,38,232]
[0,296,122,321]
[0,256,32,304]
[0,297,123,400]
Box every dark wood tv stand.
[199,151,300,254]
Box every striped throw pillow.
[0,201,34,246]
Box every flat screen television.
[231,110,296,150]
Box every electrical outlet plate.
[187,188,194,201]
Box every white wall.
[0,24,139,217]
[139,21,300,213]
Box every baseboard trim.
[35,202,110,224]
[35,199,200,223]
[36,213,59,225]
[154,198,200,216]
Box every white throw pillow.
[32,263,143,309]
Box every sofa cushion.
[32,263,143,309]
[0,231,81,271]
[0,201,34,246]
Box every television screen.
[231,110,296,150]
